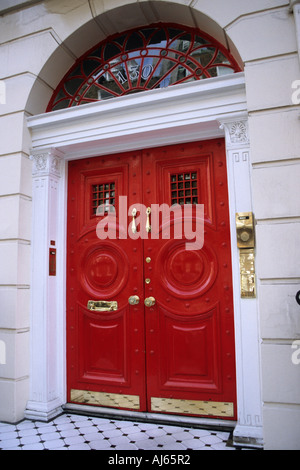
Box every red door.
[67,140,237,420]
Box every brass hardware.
[145,278,151,284]
[236,212,255,249]
[146,207,151,233]
[131,208,137,234]
[240,249,256,298]
[146,257,151,263]
[128,295,140,305]
[145,296,156,307]
[151,397,234,418]
[87,300,118,312]
[236,212,256,298]
[71,389,140,410]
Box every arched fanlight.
[47,23,241,112]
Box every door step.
[63,403,236,432]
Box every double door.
[67,140,236,419]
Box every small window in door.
[170,172,198,205]
[92,182,116,216]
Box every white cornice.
[27,73,247,159]
[28,73,246,128]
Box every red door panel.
[67,152,147,410]
[142,141,236,418]
[67,140,237,419]
[156,304,221,391]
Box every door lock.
[128,295,140,306]
[144,297,156,308]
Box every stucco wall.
[0,0,299,449]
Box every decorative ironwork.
[47,24,241,111]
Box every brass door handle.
[146,207,151,233]
[131,208,137,234]
[144,297,156,307]
[128,295,140,305]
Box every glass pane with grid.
[92,182,116,215]
[171,172,198,205]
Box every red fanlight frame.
[47,23,241,112]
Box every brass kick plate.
[70,389,140,410]
[87,300,118,312]
[151,397,234,418]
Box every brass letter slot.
[239,249,256,298]
[236,212,256,298]
[87,300,118,312]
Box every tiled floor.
[0,412,238,451]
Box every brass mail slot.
[240,249,256,298]
[87,300,118,312]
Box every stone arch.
[26,0,244,115]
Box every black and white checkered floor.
[0,412,241,451]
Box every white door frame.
[25,72,263,448]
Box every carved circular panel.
[85,252,118,288]
[157,240,218,299]
[80,242,129,298]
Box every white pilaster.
[219,116,263,448]
[25,148,66,422]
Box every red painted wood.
[142,141,236,418]
[67,140,237,418]
[67,152,147,410]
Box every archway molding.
[26,1,243,115]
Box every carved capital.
[219,117,250,149]
[228,121,249,144]
[30,149,64,178]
